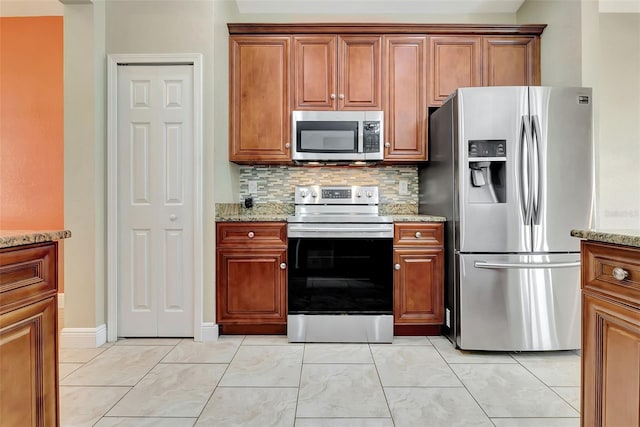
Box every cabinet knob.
[338,94,345,100]
[415,231,422,238]
[330,93,336,100]
[247,231,255,239]
[280,262,287,270]
[612,267,629,281]
[394,263,401,270]
[285,143,291,149]
[384,142,391,148]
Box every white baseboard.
[200,322,219,342]
[58,293,64,309]
[60,324,107,348]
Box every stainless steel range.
[287,185,394,343]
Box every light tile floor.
[59,335,581,427]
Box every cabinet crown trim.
[227,23,546,35]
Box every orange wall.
[0,16,65,290]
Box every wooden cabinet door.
[338,35,382,110]
[0,297,58,426]
[429,35,481,106]
[582,292,640,427]
[393,248,444,324]
[229,36,291,163]
[216,248,287,324]
[293,36,336,110]
[482,36,540,86]
[383,36,428,162]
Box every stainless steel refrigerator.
[420,86,593,351]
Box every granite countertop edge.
[0,230,72,249]
[571,229,640,248]
[215,214,446,223]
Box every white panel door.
[117,65,194,337]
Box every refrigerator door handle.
[531,115,543,225]
[519,116,532,224]
[474,260,581,269]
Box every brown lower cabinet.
[393,222,444,335]
[0,242,59,426]
[216,222,287,334]
[581,240,640,426]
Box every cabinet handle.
[612,267,629,281]
[280,263,287,270]
[384,142,391,148]
[330,93,336,100]
[338,94,345,100]
[395,263,401,270]
[285,143,291,149]
[415,231,422,238]
[247,231,255,239]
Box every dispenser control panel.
[468,140,506,157]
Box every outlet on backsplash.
[399,180,408,195]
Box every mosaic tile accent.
[238,165,418,205]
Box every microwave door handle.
[358,121,364,153]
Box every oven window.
[288,238,393,314]
[296,121,358,153]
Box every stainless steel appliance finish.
[420,86,593,351]
[292,111,384,162]
[287,185,393,343]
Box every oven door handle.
[290,226,391,233]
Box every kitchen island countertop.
[571,229,640,248]
[0,230,72,249]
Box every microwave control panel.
[363,121,381,153]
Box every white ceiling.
[234,0,528,15]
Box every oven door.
[287,237,393,315]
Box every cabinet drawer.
[0,242,57,312]
[394,223,443,246]
[217,222,287,247]
[582,241,640,307]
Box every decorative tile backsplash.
[238,165,418,204]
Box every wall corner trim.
[59,324,107,348]
[199,322,219,342]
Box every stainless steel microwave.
[291,110,384,162]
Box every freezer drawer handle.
[474,261,581,269]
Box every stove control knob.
[357,191,362,198]
[366,191,373,198]
[311,191,318,198]
[300,189,308,198]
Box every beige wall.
[0,0,62,16]
[517,0,583,86]
[597,12,640,228]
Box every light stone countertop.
[0,230,72,249]
[571,229,640,248]
[215,203,445,223]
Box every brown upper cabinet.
[482,36,540,86]
[428,35,482,106]
[293,35,382,110]
[227,24,545,164]
[229,36,292,163]
[383,36,428,161]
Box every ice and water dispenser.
[467,139,506,203]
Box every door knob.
[280,263,287,270]
[612,267,629,281]
[395,263,401,270]
[169,214,177,221]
